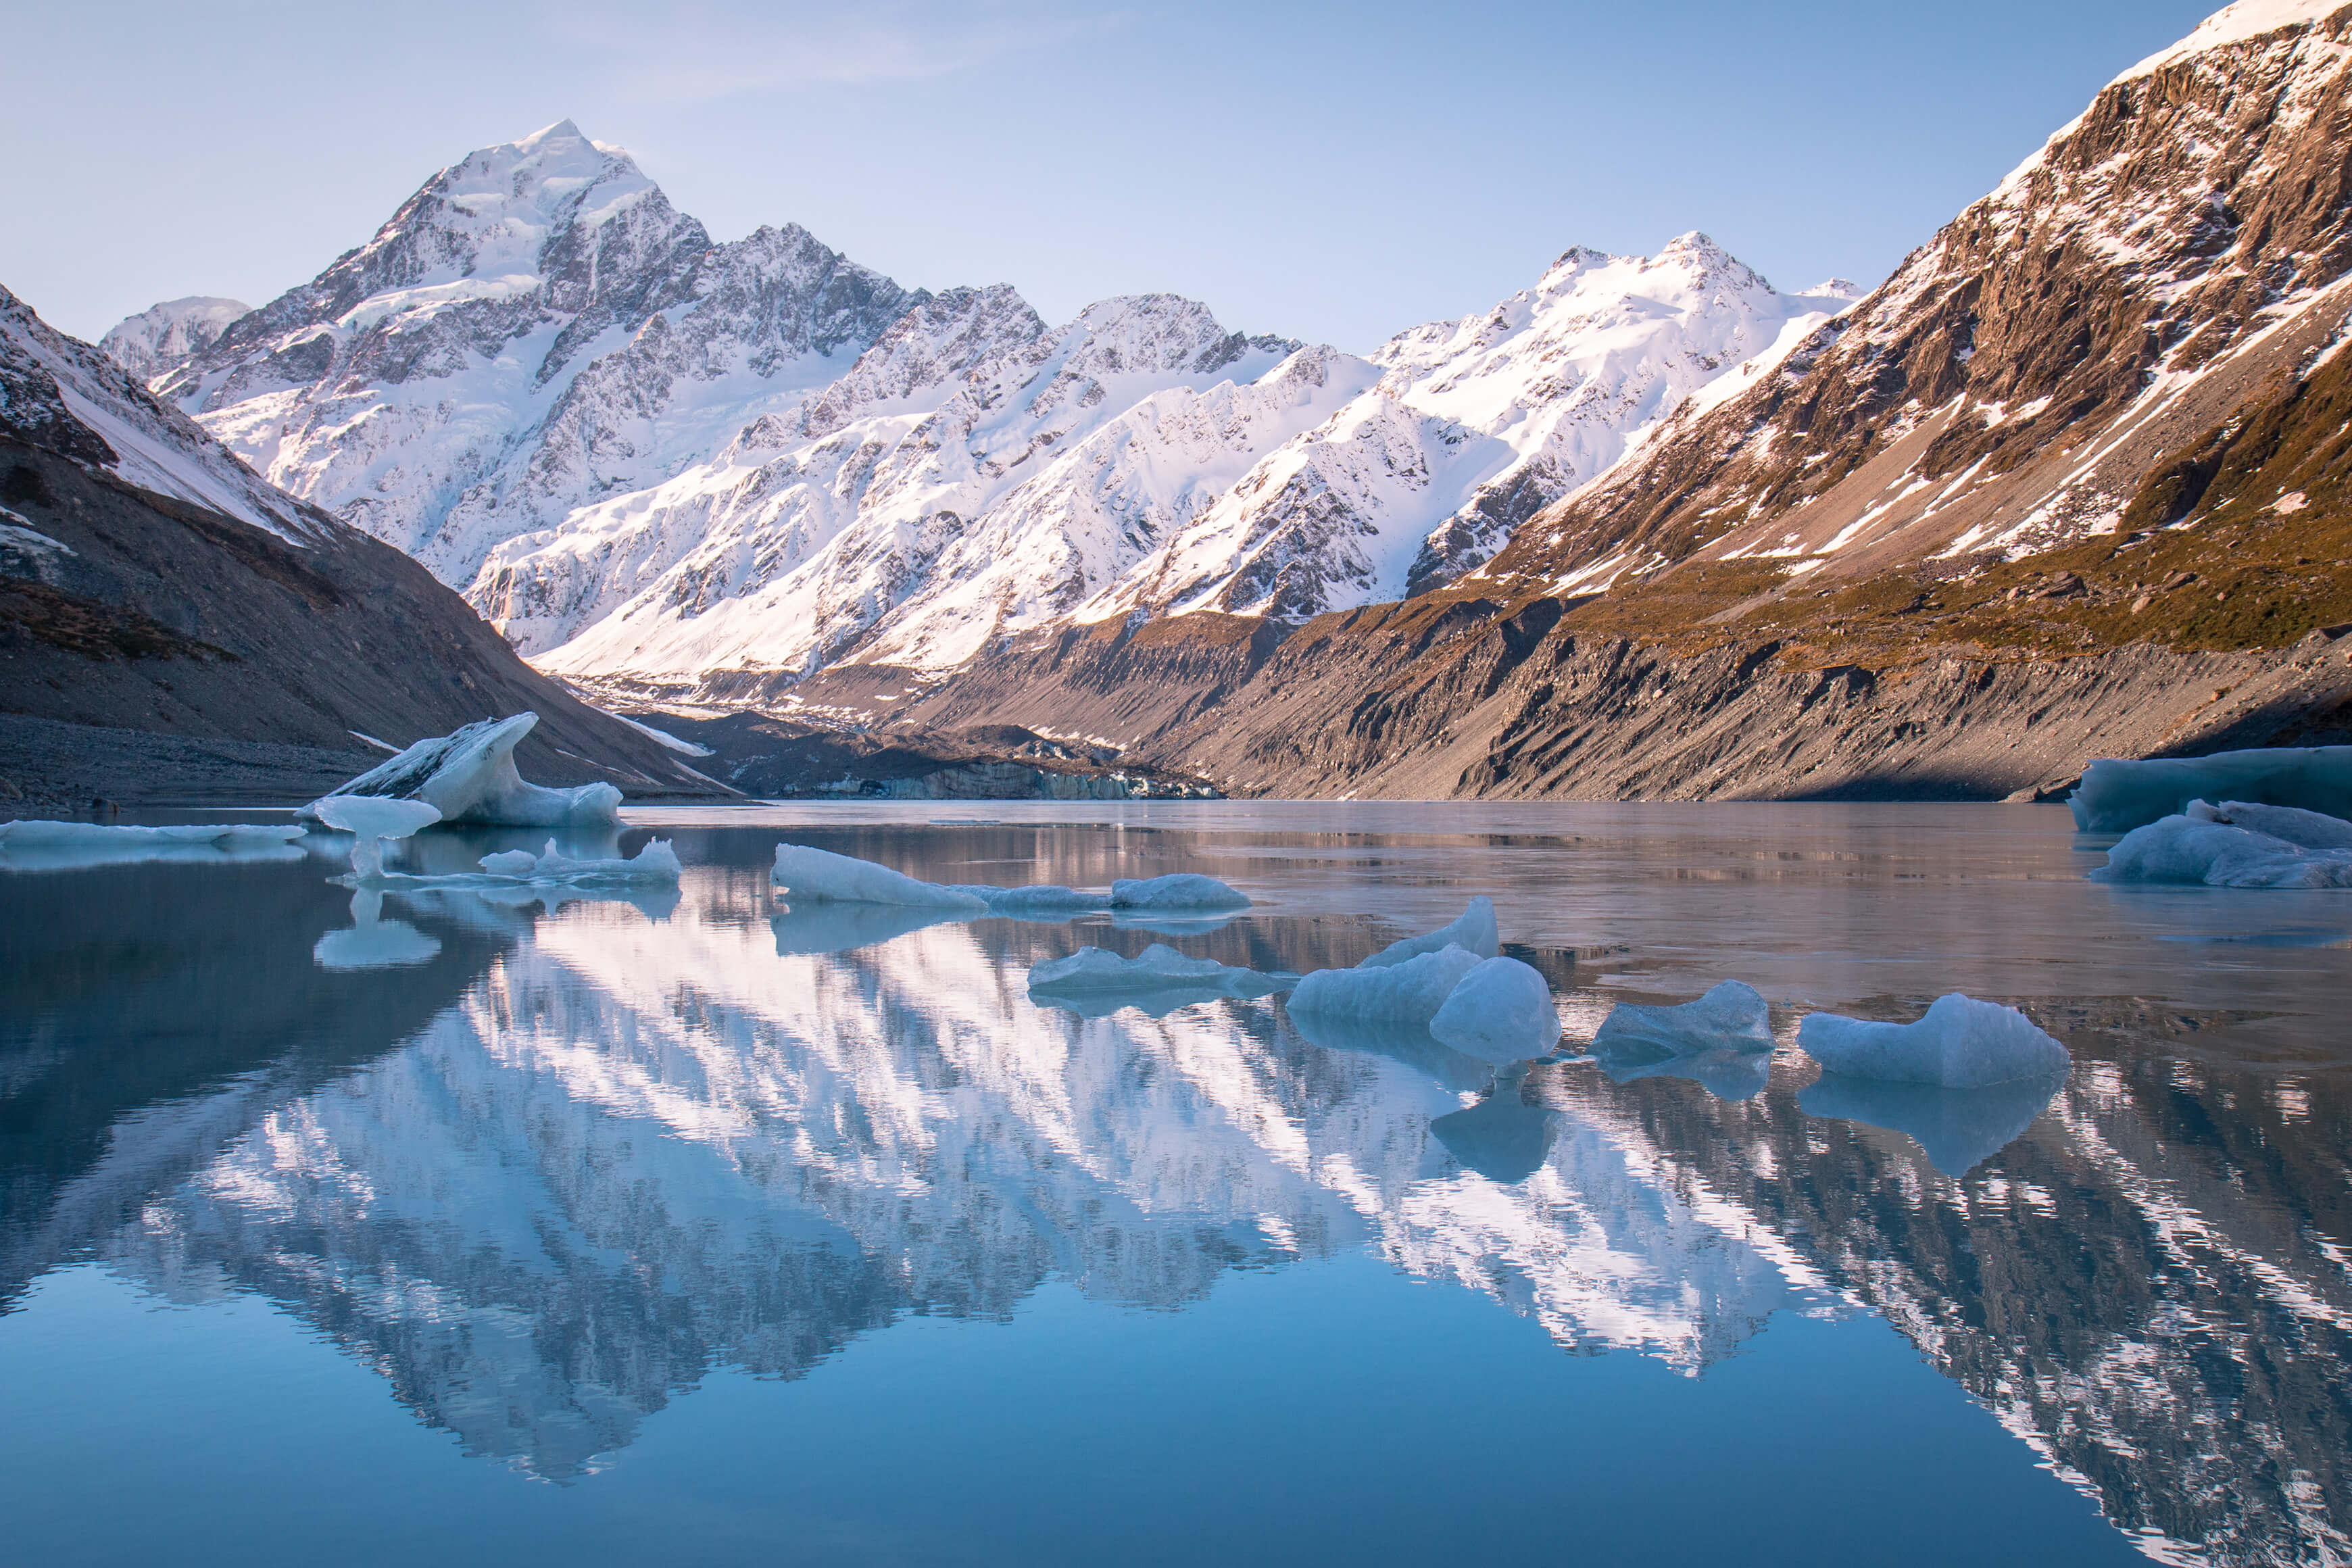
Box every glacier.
[302,714,624,830]
[2069,745,2352,831]
[1797,995,2072,1089]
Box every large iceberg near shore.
[1428,956,1559,1062]
[302,713,623,829]
[773,843,989,911]
[2069,745,2352,832]
[1798,994,2070,1089]
[1361,898,1500,968]
[1289,945,1486,1027]
[2091,800,2352,888]
[0,819,305,871]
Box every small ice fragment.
[1109,873,1251,912]
[2090,812,2352,888]
[1590,980,1774,1058]
[1797,994,2070,1088]
[302,713,622,829]
[1289,944,1483,1027]
[1360,897,1500,968]
[772,843,989,910]
[2069,745,2352,832]
[313,795,443,881]
[1428,956,1558,1062]
[478,849,540,875]
[1799,1072,2065,1175]
[1027,943,1280,996]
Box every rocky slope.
[0,285,725,804]
[150,121,918,587]
[780,0,2352,800]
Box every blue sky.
[5,0,2218,352]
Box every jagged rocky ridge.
[0,285,723,804]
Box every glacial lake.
[2,802,2347,1567]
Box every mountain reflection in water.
[1,807,2347,1565]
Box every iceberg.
[1360,897,1500,969]
[1797,994,2071,1088]
[302,713,623,830]
[1027,943,1283,997]
[1108,873,1252,912]
[312,795,443,881]
[1590,981,1775,1058]
[1288,944,1484,1027]
[1427,956,1559,1063]
[2069,745,2352,832]
[772,843,989,911]
[1429,1083,1563,1184]
[2090,804,2352,889]
[0,819,305,871]
[1800,1071,2067,1176]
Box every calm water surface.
[2,802,2347,1567]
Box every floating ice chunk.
[2186,798,2352,849]
[313,795,443,881]
[1800,1071,2066,1175]
[1590,981,1774,1058]
[1428,956,1559,1063]
[2090,812,2352,888]
[1289,944,1484,1027]
[772,843,989,911]
[477,849,541,876]
[1797,994,2070,1088]
[951,883,1114,916]
[512,838,683,885]
[312,889,441,971]
[0,819,305,871]
[1361,896,1500,968]
[1028,943,1282,997]
[302,713,623,829]
[1429,1084,1562,1183]
[1109,873,1251,911]
[2069,745,2352,832]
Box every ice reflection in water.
[1,806,2349,1565]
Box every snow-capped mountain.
[484,235,1844,695]
[1077,235,1854,623]
[146,121,918,585]
[97,296,249,381]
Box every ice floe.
[1027,943,1283,996]
[1428,956,1560,1062]
[1360,897,1500,968]
[0,819,306,871]
[1590,980,1775,1058]
[1797,994,2070,1088]
[1799,1071,2066,1176]
[1107,873,1252,912]
[1289,944,1486,1028]
[302,713,623,830]
[773,843,990,910]
[2091,800,2352,888]
[2069,745,2352,832]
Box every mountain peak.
[2115,0,2343,84]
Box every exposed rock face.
[155,122,918,585]
[0,284,725,800]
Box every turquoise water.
[3,803,2346,1566]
